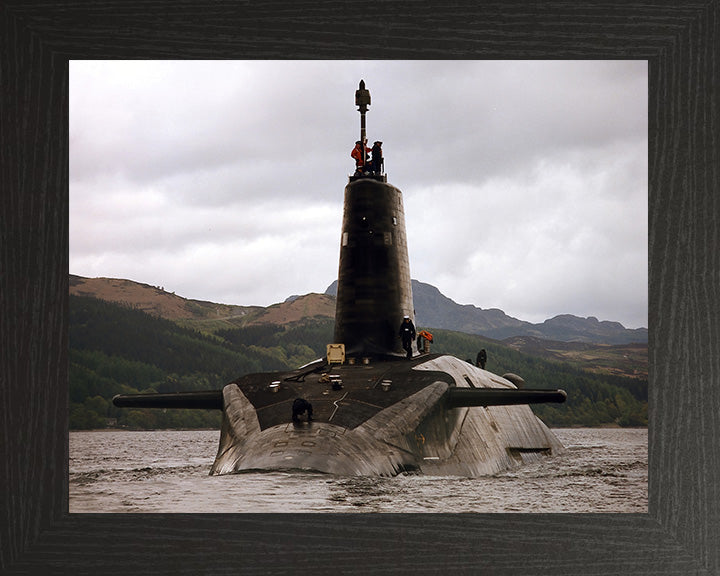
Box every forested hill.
[69,294,647,431]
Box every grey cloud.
[70,60,648,328]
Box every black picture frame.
[2,1,718,574]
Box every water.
[69,428,647,513]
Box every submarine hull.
[112,81,567,478]
[210,354,563,477]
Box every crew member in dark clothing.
[476,348,487,369]
[370,141,383,174]
[292,398,313,422]
[398,316,416,359]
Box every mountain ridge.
[326,279,647,345]
[70,274,647,345]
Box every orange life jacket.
[351,144,369,165]
[418,330,433,342]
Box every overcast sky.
[69,60,648,329]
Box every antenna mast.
[355,80,371,165]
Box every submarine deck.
[231,354,456,431]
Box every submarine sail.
[113,80,566,477]
[334,178,414,357]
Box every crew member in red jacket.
[351,139,370,175]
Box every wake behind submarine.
[113,80,566,477]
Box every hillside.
[70,274,335,332]
[500,336,647,380]
[252,293,336,325]
[70,274,262,322]
[69,294,647,430]
[69,274,647,382]
[68,293,329,430]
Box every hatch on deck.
[326,343,346,365]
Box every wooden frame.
[2,1,718,573]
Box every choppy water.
[69,428,647,513]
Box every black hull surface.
[210,354,564,477]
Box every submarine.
[113,80,566,477]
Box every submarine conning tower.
[333,80,415,358]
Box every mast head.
[355,79,371,112]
